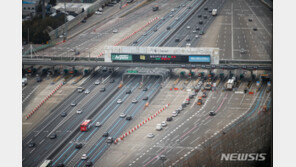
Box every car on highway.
[71,102,76,107]
[100,87,105,92]
[186,38,190,42]
[161,121,167,127]
[143,87,148,91]
[199,31,204,35]
[95,80,100,85]
[197,98,203,105]
[103,132,109,137]
[209,111,216,116]
[156,124,162,131]
[172,111,178,117]
[75,143,83,149]
[28,142,36,148]
[192,30,197,33]
[117,99,123,104]
[61,112,67,117]
[84,89,90,94]
[196,27,200,30]
[112,29,118,33]
[120,113,126,118]
[186,43,191,47]
[147,133,155,138]
[240,48,247,54]
[199,20,203,24]
[76,109,82,114]
[186,26,190,29]
[107,137,113,143]
[182,4,186,7]
[195,35,199,38]
[171,8,175,12]
[177,106,183,111]
[249,18,253,22]
[49,133,57,139]
[187,6,192,9]
[95,122,102,127]
[126,115,132,121]
[133,40,138,44]
[198,14,202,18]
[167,117,173,122]
[143,96,148,100]
[185,100,190,104]
[175,38,180,42]
[204,7,208,10]
[166,26,171,30]
[81,154,88,160]
[253,27,257,31]
[81,19,86,23]
[95,11,102,15]
[85,161,93,167]
[126,90,132,94]
[175,17,179,21]
[170,14,174,17]
[132,99,138,103]
[153,28,158,32]
[109,79,115,83]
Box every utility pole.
[27,28,29,44]
[42,0,45,19]
[64,2,67,41]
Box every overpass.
[22,59,272,70]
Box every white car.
[132,99,138,103]
[195,35,199,38]
[186,43,191,47]
[84,89,90,94]
[81,154,88,160]
[147,133,155,138]
[95,122,102,127]
[172,111,178,117]
[161,121,167,127]
[95,11,102,15]
[119,113,126,118]
[171,8,175,12]
[113,29,118,33]
[156,124,162,131]
[77,109,82,114]
[186,26,190,29]
[95,80,100,85]
[117,99,123,104]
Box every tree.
[49,0,57,6]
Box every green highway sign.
[111,54,132,61]
[127,70,138,74]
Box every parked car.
[209,111,216,116]
[147,133,155,138]
[167,117,173,122]
[161,121,167,127]
[156,124,162,131]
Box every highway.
[22,68,124,167]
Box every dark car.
[153,28,158,32]
[204,7,208,10]
[36,77,42,82]
[166,26,171,30]
[202,92,207,98]
[248,18,253,22]
[126,116,132,120]
[196,27,200,30]
[203,15,208,19]
[81,19,86,23]
[57,163,65,167]
[61,112,67,117]
[109,79,115,83]
[253,27,257,31]
[209,111,216,116]
[167,117,173,122]
[142,96,148,100]
[75,143,83,149]
[100,87,105,92]
[133,40,138,44]
[186,38,190,42]
[49,133,57,139]
[175,38,180,42]
[103,132,109,137]
[143,87,148,91]
[28,142,36,148]
[85,161,93,167]
[126,90,132,94]
[198,14,202,18]
[199,20,203,24]
[199,31,204,35]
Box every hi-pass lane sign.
[111,54,133,61]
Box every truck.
[226,77,236,90]
[212,9,217,16]
[153,5,159,11]
[22,77,27,86]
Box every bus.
[39,160,52,167]
[81,120,92,132]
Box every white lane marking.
[29,148,35,154]
[22,85,40,104]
